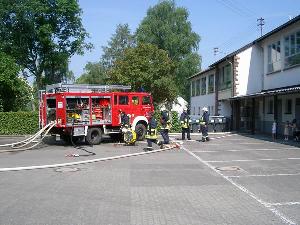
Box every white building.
[190,15,300,135]
[189,68,215,116]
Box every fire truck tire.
[86,127,103,145]
[135,123,147,141]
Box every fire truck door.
[130,96,141,121]
[115,95,130,125]
[141,95,153,116]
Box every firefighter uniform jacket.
[160,111,170,130]
[180,112,190,129]
[199,111,209,126]
[120,113,130,127]
[146,117,158,139]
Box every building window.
[201,77,206,95]
[208,74,214,93]
[267,41,281,73]
[191,80,196,97]
[284,31,300,68]
[285,99,292,114]
[219,64,232,90]
[267,99,273,114]
[196,79,200,96]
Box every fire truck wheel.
[86,127,103,145]
[135,123,147,141]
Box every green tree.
[76,62,107,84]
[76,23,135,85]
[0,0,92,90]
[0,52,32,112]
[109,43,177,105]
[102,23,135,70]
[136,0,201,100]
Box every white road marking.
[205,158,300,163]
[183,146,297,225]
[0,146,175,172]
[227,173,300,178]
[192,147,297,153]
[266,202,300,206]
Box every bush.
[0,112,39,135]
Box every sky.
[69,0,300,78]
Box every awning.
[230,84,300,100]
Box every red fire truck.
[39,83,154,145]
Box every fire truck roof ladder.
[45,83,131,93]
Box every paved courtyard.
[0,133,299,225]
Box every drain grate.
[215,166,241,171]
[55,167,80,173]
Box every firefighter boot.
[202,137,206,142]
[143,147,153,151]
[206,136,210,141]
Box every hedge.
[0,112,39,135]
[0,110,181,135]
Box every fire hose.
[0,121,57,153]
[0,143,181,172]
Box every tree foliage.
[0,52,32,112]
[109,43,177,105]
[102,23,135,70]
[76,62,107,84]
[136,0,201,100]
[0,0,92,90]
[76,23,134,85]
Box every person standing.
[291,119,298,141]
[284,121,290,141]
[160,110,170,145]
[180,108,191,140]
[272,121,277,141]
[199,107,210,142]
[119,109,130,128]
[144,112,162,150]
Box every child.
[284,121,290,141]
[291,119,298,141]
[272,121,277,141]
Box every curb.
[0,135,27,138]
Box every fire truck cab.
[39,83,154,145]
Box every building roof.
[188,67,215,80]
[209,14,300,67]
[230,84,300,100]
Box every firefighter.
[180,108,191,140]
[199,107,210,142]
[160,110,170,145]
[144,112,163,150]
[119,110,136,145]
[119,109,130,128]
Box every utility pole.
[257,17,265,37]
[213,47,219,56]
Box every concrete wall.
[235,46,263,96]
[191,93,215,116]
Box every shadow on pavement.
[237,132,300,148]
